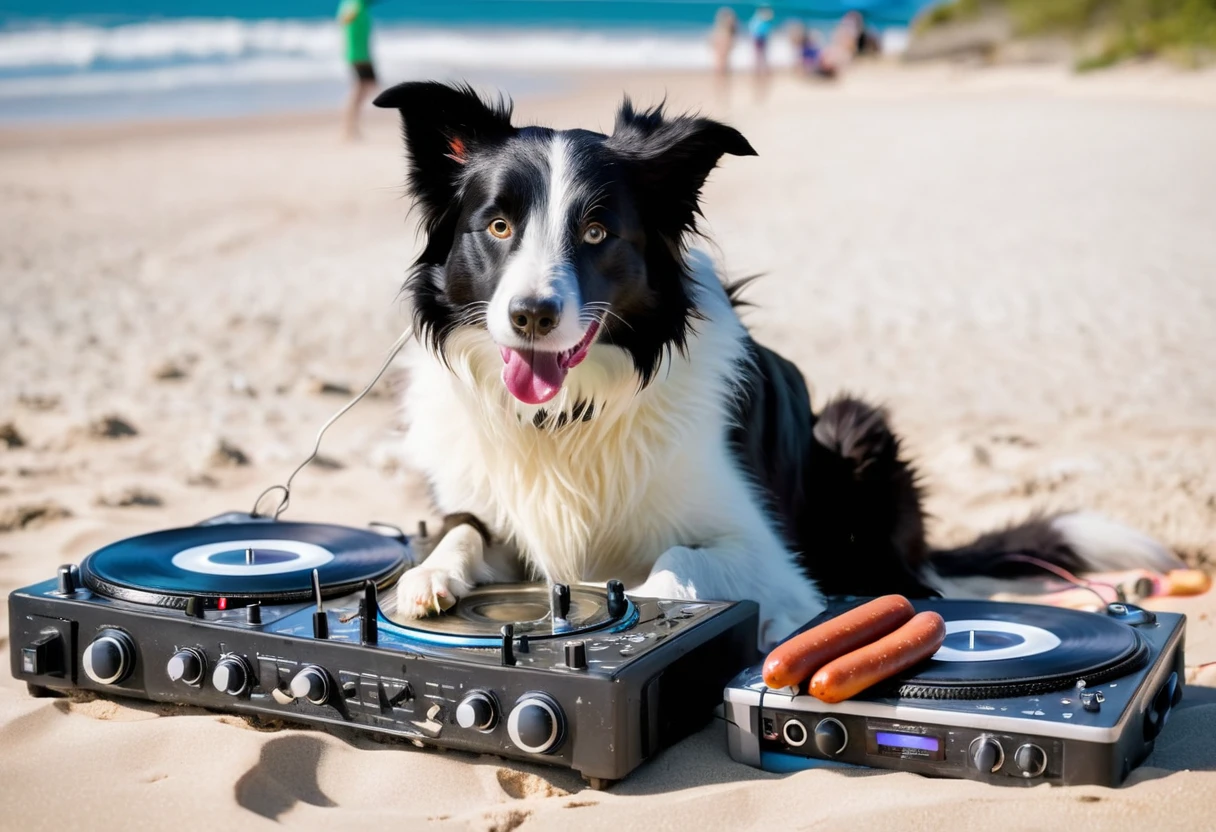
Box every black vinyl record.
[79,522,410,608]
[894,599,1150,699]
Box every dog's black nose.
[509,296,562,339]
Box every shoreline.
[4,60,1216,150]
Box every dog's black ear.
[374,81,515,222]
[606,99,756,238]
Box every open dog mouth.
[499,320,601,405]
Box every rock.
[94,486,163,508]
[312,455,344,471]
[89,414,138,439]
[205,437,250,468]
[17,393,60,412]
[151,360,188,381]
[0,422,24,449]
[304,377,353,397]
[186,472,219,488]
[0,501,72,532]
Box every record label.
[171,539,335,576]
[933,620,1062,663]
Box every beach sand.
[2,63,1216,830]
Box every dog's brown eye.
[488,218,512,239]
[583,223,607,245]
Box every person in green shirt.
[338,0,376,139]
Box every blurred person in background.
[338,0,377,140]
[748,5,775,75]
[788,21,823,76]
[710,7,739,77]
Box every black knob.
[246,603,262,625]
[57,564,77,595]
[565,641,587,670]
[166,648,206,686]
[606,580,627,618]
[813,717,848,756]
[508,694,564,754]
[551,583,571,620]
[289,666,330,705]
[969,737,1004,773]
[212,655,252,696]
[1014,743,1048,778]
[83,629,135,686]
[456,692,497,731]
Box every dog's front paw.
[630,546,701,600]
[394,567,472,619]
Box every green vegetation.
[917,0,1216,69]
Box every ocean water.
[0,1,932,124]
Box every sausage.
[808,610,948,703]
[761,595,915,689]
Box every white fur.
[398,249,825,647]
[1048,512,1183,573]
[486,136,587,352]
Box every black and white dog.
[374,82,1179,647]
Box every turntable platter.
[79,522,410,608]
[895,599,1150,699]
[383,583,639,647]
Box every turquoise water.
[0,1,935,124]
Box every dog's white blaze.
[486,135,585,350]
[402,250,826,644]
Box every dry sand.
[2,63,1216,831]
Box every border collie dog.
[374,82,1179,647]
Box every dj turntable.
[725,598,1185,786]
[8,512,758,786]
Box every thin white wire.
[252,325,415,519]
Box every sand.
[2,62,1216,831]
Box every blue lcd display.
[875,732,940,752]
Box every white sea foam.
[0,19,806,102]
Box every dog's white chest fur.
[403,254,743,581]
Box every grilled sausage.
[761,595,915,689]
[808,610,948,703]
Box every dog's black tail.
[926,511,1182,588]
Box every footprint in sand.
[495,767,570,799]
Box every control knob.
[1013,743,1048,778]
[507,694,564,754]
[289,666,330,705]
[456,691,498,731]
[166,648,206,686]
[82,629,135,686]
[212,655,253,696]
[969,736,1005,773]
[813,717,848,757]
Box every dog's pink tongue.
[501,347,567,405]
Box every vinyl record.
[79,522,410,608]
[894,599,1150,699]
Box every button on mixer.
[83,629,135,686]
[1014,743,1048,778]
[289,666,331,705]
[212,655,253,696]
[166,648,207,686]
[508,694,564,754]
[456,691,497,731]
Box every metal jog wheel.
[381,582,639,647]
[78,522,410,609]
